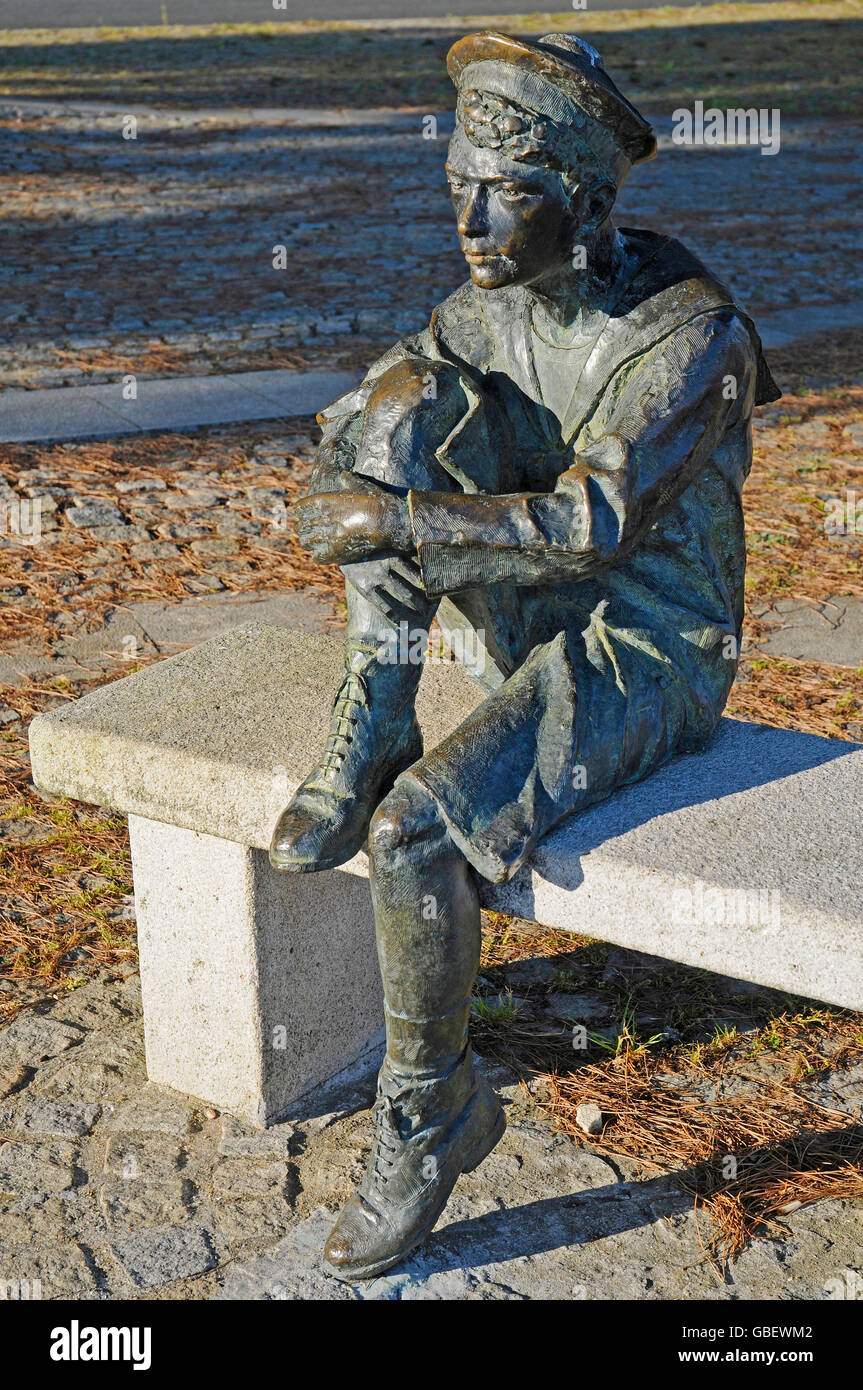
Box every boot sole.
[268,846,359,874]
[322,1095,506,1283]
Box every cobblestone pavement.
[2,99,861,391]
[1,958,861,1301]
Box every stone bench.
[28,623,863,1127]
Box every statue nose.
[457,189,487,238]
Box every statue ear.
[570,176,616,234]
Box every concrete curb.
[0,367,360,443]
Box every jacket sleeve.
[407,311,758,596]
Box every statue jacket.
[311,228,781,882]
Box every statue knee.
[368,781,444,867]
[366,357,465,419]
[358,358,470,486]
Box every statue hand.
[294,492,414,564]
[347,556,431,626]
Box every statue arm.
[406,312,757,595]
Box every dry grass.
[548,1040,863,1264]
[0,420,345,1022]
[0,675,139,1024]
[479,910,587,970]
[744,396,863,606]
[726,657,863,738]
[0,421,343,653]
[727,369,863,740]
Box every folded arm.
[296,312,756,591]
[408,311,756,595]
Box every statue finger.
[377,570,421,603]
[294,494,341,525]
[376,575,428,615]
[388,555,426,591]
[370,584,419,626]
[292,495,321,520]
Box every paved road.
[0,0,778,29]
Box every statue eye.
[499,184,529,202]
[447,175,467,194]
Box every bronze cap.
[447,30,656,167]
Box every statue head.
[446,31,655,290]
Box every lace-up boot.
[269,600,425,873]
[323,1047,504,1280]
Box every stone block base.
[129,816,383,1127]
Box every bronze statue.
[269,30,780,1279]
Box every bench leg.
[128,815,384,1127]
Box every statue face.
[446,126,578,290]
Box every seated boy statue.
[269,30,779,1280]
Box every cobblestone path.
[2,102,861,391]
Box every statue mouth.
[463,249,499,264]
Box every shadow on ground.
[1,16,861,115]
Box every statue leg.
[324,776,505,1279]
[268,568,435,871]
[270,357,496,872]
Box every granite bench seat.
[28,624,863,1127]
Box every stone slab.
[0,369,359,443]
[89,590,336,654]
[0,1139,80,1196]
[29,625,483,852]
[0,590,336,686]
[0,387,133,443]
[129,816,385,1126]
[29,626,863,1012]
[484,719,863,1010]
[0,98,427,127]
[0,1099,102,1139]
[0,1013,84,1066]
[754,300,863,349]
[59,591,335,669]
[109,1222,219,1290]
[752,596,863,668]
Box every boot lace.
[371,1094,406,1191]
[317,669,369,780]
